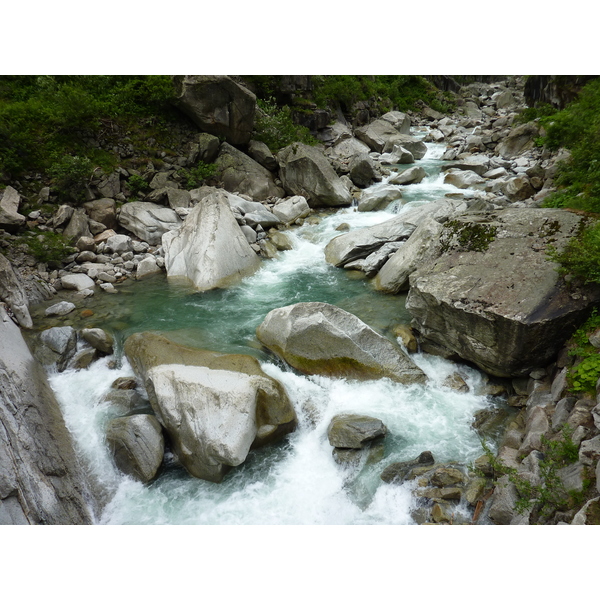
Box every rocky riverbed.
[2,75,600,524]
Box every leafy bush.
[547,218,600,283]
[47,154,94,203]
[481,424,582,522]
[253,98,316,153]
[21,229,74,265]
[564,309,600,393]
[178,162,218,190]
[126,174,150,196]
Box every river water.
[45,138,499,525]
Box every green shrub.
[563,308,600,393]
[22,229,74,265]
[47,154,94,203]
[547,218,600,284]
[126,174,150,196]
[178,162,218,190]
[253,98,316,153]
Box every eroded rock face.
[0,254,33,328]
[277,143,353,208]
[406,208,600,377]
[0,306,94,524]
[215,143,284,201]
[256,302,427,385]
[118,202,182,245]
[173,75,256,145]
[162,191,261,291]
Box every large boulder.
[162,191,261,291]
[277,143,353,208]
[325,198,467,267]
[496,122,540,159]
[0,253,33,328]
[215,143,284,201]
[388,166,427,186]
[0,305,94,524]
[444,169,486,190]
[357,184,403,213]
[373,215,445,293]
[349,153,379,188]
[272,196,311,225]
[118,202,182,245]
[173,75,256,145]
[0,186,26,231]
[82,198,117,229]
[327,414,387,449]
[382,134,428,160]
[124,332,297,481]
[406,208,600,377]
[105,414,164,483]
[255,302,427,385]
[354,113,411,153]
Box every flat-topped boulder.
[355,112,411,153]
[255,302,427,385]
[277,143,353,208]
[162,191,261,291]
[406,208,600,377]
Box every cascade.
[47,141,496,525]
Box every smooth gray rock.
[36,326,78,372]
[63,208,92,242]
[226,193,280,228]
[325,198,467,268]
[145,362,294,482]
[173,75,256,145]
[162,191,261,291]
[357,184,403,212]
[442,155,491,176]
[61,273,95,291]
[444,169,486,190]
[277,143,353,208]
[45,301,76,317]
[406,208,600,377]
[136,255,162,279]
[380,451,435,483]
[82,198,117,229]
[388,166,426,186]
[0,306,94,524]
[349,153,379,188]
[382,134,427,160]
[355,113,411,153]
[496,122,540,159]
[247,140,278,171]
[379,146,415,165]
[81,328,114,354]
[216,142,284,201]
[256,302,427,385]
[0,186,26,230]
[488,475,519,525]
[0,253,33,328]
[272,196,311,224]
[374,216,445,293]
[106,414,164,483]
[104,234,133,254]
[118,202,182,245]
[327,414,387,449]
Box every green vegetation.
[563,309,600,393]
[312,75,455,114]
[540,78,600,213]
[126,174,150,196]
[253,98,316,153]
[0,75,178,183]
[178,161,218,190]
[442,220,498,252]
[46,153,94,203]
[20,229,75,266]
[481,424,585,522]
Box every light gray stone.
[272,196,311,224]
[118,203,182,246]
[327,414,387,449]
[256,302,427,385]
[0,253,33,328]
[163,191,261,291]
[388,166,426,186]
[45,301,76,317]
[61,273,95,291]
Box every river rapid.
[45,137,499,525]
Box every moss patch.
[441,220,498,253]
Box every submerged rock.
[256,302,426,385]
[162,191,261,291]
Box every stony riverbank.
[2,75,600,524]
